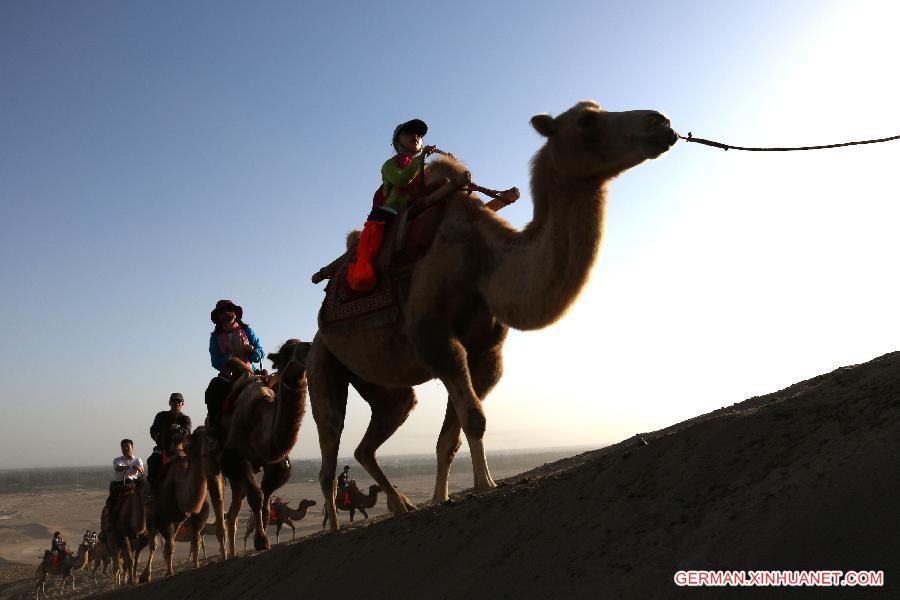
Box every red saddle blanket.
[319,188,448,333]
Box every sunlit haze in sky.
[1,1,898,468]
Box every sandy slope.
[4,352,899,599]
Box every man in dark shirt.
[147,393,192,486]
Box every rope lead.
[679,131,900,152]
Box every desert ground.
[0,453,573,599]
[2,351,898,599]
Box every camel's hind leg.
[352,381,418,514]
[260,460,291,539]
[225,454,267,551]
[308,338,350,532]
[412,318,496,492]
[431,342,504,504]
[243,518,254,553]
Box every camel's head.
[531,100,676,180]
[268,339,313,384]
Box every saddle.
[43,550,62,567]
[319,182,450,334]
[222,371,272,414]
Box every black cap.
[392,119,428,151]
[169,393,184,404]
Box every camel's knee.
[436,432,462,461]
[462,405,487,439]
[353,445,374,467]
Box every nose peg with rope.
[678,131,900,152]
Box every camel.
[204,339,312,559]
[135,429,208,582]
[322,482,380,529]
[106,482,147,587]
[173,505,213,562]
[309,100,677,529]
[243,498,317,550]
[35,540,91,599]
[87,540,111,583]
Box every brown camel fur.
[135,429,208,582]
[107,483,147,587]
[204,339,312,559]
[173,503,212,562]
[243,498,317,550]
[308,101,677,529]
[35,540,91,599]
[322,482,380,529]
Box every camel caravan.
[36,100,676,595]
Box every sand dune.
[0,523,53,541]
[2,351,898,599]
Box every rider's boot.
[347,220,385,292]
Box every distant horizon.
[0,443,600,473]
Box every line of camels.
[57,101,676,592]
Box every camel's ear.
[531,114,557,138]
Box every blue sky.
[2,1,898,468]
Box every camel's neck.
[480,146,607,330]
[363,488,379,508]
[73,547,89,569]
[266,372,306,462]
[175,442,208,515]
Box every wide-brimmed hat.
[392,119,428,150]
[210,299,242,324]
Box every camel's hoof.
[424,494,449,507]
[253,536,270,551]
[139,572,150,584]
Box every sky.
[1,0,898,469]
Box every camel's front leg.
[430,342,504,504]
[162,525,176,576]
[412,319,496,493]
[352,382,418,514]
[120,536,136,586]
[224,474,246,557]
[308,339,350,532]
[206,470,229,560]
[227,454,267,551]
[430,399,462,505]
[138,530,157,583]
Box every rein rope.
[679,132,900,152]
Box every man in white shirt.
[113,439,144,483]
[106,439,144,512]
